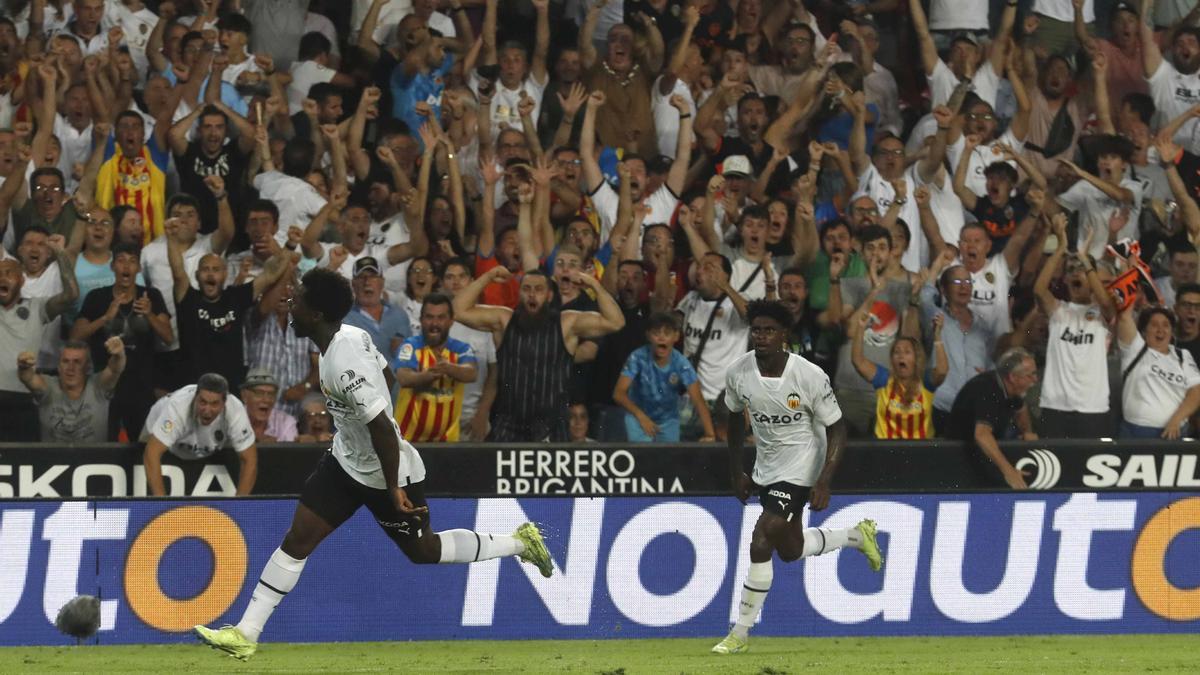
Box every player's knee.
[281,529,319,559]
[777,547,802,563]
[400,538,441,564]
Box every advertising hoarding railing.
[1,440,1199,498]
[1,492,1198,645]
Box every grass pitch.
[1,635,1192,673]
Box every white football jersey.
[144,385,256,460]
[725,352,842,487]
[321,324,426,489]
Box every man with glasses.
[1176,283,1200,366]
[0,168,80,243]
[239,368,298,443]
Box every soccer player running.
[712,300,883,655]
[195,269,553,660]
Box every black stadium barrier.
[1,440,1197,498]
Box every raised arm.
[579,0,603,71]
[1142,0,1164,77]
[951,134,980,210]
[909,0,939,76]
[846,90,870,176]
[300,194,344,260]
[565,272,626,338]
[989,0,1018,74]
[580,91,606,193]
[530,0,550,84]
[847,311,879,383]
[164,219,190,304]
[1034,214,1067,316]
[451,265,513,334]
[666,94,693,196]
[44,245,80,321]
[1156,135,1200,241]
[16,352,48,398]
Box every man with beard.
[393,293,478,443]
[19,337,126,443]
[698,92,775,179]
[1142,1,1200,153]
[142,373,258,496]
[454,266,625,441]
[72,243,172,440]
[0,245,80,441]
[96,110,172,244]
[167,218,293,390]
[1018,52,1086,179]
[16,227,74,370]
[169,104,256,234]
[239,368,298,443]
[225,200,291,282]
[441,259,498,441]
[579,8,664,157]
[945,84,1033,200]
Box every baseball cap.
[1113,1,1138,17]
[353,256,381,278]
[951,32,980,48]
[242,367,279,390]
[721,155,752,178]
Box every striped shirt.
[869,366,937,440]
[392,335,476,442]
[495,311,573,422]
[245,312,315,417]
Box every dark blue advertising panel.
[0,493,1198,645]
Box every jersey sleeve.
[1183,351,1200,388]
[806,366,842,426]
[620,350,642,379]
[332,347,392,423]
[724,364,745,413]
[870,365,890,390]
[678,355,699,389]
[392,337,420,371]
[149,397,184,446]
[451,339,477,365]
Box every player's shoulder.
[726,350,757,376]
[788,353,831,385]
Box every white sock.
[237,548,306,642]
[731,561,773,638]
[437,529,526,563]
[801,527,863,557]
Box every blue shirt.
[343,303,411,359]
[391,334,477,370]
[161,67,250,117]
[620,345,698,424]
[390,53,454,150]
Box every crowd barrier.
[0,440,1198,498]
[0,492,1197,645]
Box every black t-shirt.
[177,283,256,389]
[176,140,249,233]
[77,285,169,392]
[1178,336,1200,370]
[947,370,1023,441]
[970,196,1028,255]
[947,370,1024,483]
[589,303,651,406]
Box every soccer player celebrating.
[712,300,884,655]
[195,269,553,660]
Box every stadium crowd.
[1,0,1199,460]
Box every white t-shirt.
[929,0,989,30]
[929,59,1000,109]
[54,114,92,190]
[369,212,413,300]
[468,71,548,131]
[677,291,750,402]
[722,247,774,301]
[351,0,413,45]
[1120,332,1200,428]
[1056,176,1143,261]
[315,242,393,281]
[140,233,215,351]
[221,57,261,87]
[1033,0,1093,22]
[914,168,966,254]
[725,352,842,488]
[1147,60,1200,153]
[946,128,1024,198]
[966,254,1015,336]
[22,263,63,370]
[450,321,496,423]
[321,324,426,489]
[652,75,696,160]
[856,163,927,272]
[590,182,679,245]
[253,170,329,231]
[143,385,256,460]
[1041,301,1111,413]
[287,60,337,114]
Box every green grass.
[1,635,1193,673]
